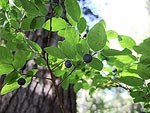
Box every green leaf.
[102,48,132,56]
[82,80,90,90]
[114,59,125,68]
[4,72,20,83]
[106,30,118,39]
[133,38,150,56]
[35,0,48,15]
[12,50,31,70]
[10,19,20,29]
[115,55,136,64]
[89,87,96,96]
[19,0,39,17]
[140,55,150,65]
[0,0,9,9]
[77,17,87,33]
[66,13,77,26]
[21,17,33,30]
[58,27,79,44]
[92,75,107,87]
[99,19,106,29]
[74,82,82,92]
[130,91,145,98]
[89,57,103,71]
[87,22,107,52]
[26,39,42,53]
[118,35,136,49]
[54,4,63,17]
[0,64,14,75]
[30,16,45,29]
[133,97,147,103]
[76,41,89,57]
[27,69,38,76]
[1,81,20,95]
[119,76,143,86]
[0,46,13,63]
[137,63,150,80]
[44,46,66,59]
[65,0,81,22]
[61,40,76,59]
[43,17,68,31]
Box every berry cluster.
[64,53,93,68]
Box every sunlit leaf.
[61,40,76,59]
[76,39,89,57]
[102,48,132,56]
[74,82,82,92]
[106,30,118,39]
[66,13,77,26]
[87,22,107,52]
[58,27,79,44]
[77,17,87,33]
[26,39,42,53]
[0,64,14,75]
[133,38,150,56]
[137,63,150,80]
[44,46,66,59]
[12,50,31,70]
[65,0,81,22]
[118,35,136,49]
[119,76,143,86]
[89,57,103,70]
[0,0,9,9]
[0,46,13,63]
[43,17,68,31]
[1,82,20,95]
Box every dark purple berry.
[112,68,117,73]
[83,54,92,63]
[65,60,72,68]
[17,78,26,85]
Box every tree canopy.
[0,0,150,112]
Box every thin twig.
[33,75,52,81]
[58,67,76,86]
[52,60,65,70]
[43,53,66,113]
[115,83,132,92]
